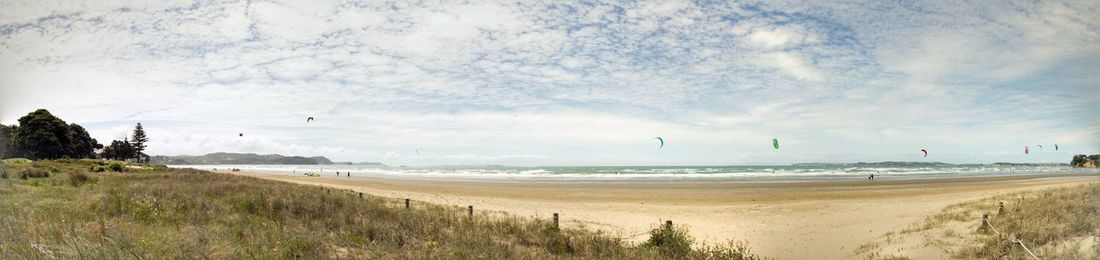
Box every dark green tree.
[0,124,16,158]
[66,123,102,159]
[131,123,148,161]
[100,139,136,161]
[12,109,73,159]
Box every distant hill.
[150,152,380,165]
[791,161,955,167]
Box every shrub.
[19,168,50,179]
[643,222,694,258]
[90,165,106,172]
[69,171,93,187]
[108,162,124,172]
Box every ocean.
[169,163,1100,181]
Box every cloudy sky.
[1,0,1097,165]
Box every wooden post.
[553,213,559,230]
[405,198,410,209]
[468,205,473,217]
[1018,196,1024,211]
[977,213,989,233]
[665,220,673,231]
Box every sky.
[0,0,1098,166]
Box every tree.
[100,139,136,161]
[8,109,103,160]
[0,124,15,158]
[66,123,101,159]
[131,123,148,161]
[13,109,73,160]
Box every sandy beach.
[232,171,1100,259]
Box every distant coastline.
[150,152,384,166]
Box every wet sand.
[230,170,1100,259]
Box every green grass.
[2,158,32,165]
[0,160,761,259]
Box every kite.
[653,137,664,149]
[921,149,928,157]
[1025,146,1030,154]
[1055,144,1059,151]
[307,117,314,122]
[772,138,779,150]
[239,133,244,137]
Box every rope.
[620,230,651,240]
[1012,238,1040,260]
[984,217,1039,259]
[983,220,1003,236]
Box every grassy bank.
[857,183,1100,259]
[0,160,760,259]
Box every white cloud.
[1,0,1097,165]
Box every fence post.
[553,213,559,230]
[468,205,473,217]
[977,213,989,233]
[405,198,410,209]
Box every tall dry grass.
[956,184,1100,259]
[857,183,1100,259]
[0,160,761,259]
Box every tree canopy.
[1,109,152,161]
[4,109,101,160]
[0,124,15,158]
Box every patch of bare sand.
[230,171,1100,259]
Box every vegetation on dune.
[857,183,1100,259]
[0,160,761,259]
[956,184,1100,259]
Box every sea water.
[169,164,1100,181]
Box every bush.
[19,168,50,179]
[69,171,93,187]
[90,165,106,172]
[643,222,694,258]
[108,162,124,172]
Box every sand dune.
[232,171,1100,259]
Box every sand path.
[231,171,1100,259]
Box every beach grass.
[0,160,761,259]
[856,183,1100,259]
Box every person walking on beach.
[868,174,874,180]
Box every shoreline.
[174,164,1099,182]
[230,170,1100,259]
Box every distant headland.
[150,152,384,166]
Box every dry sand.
[231,171,1100,259]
